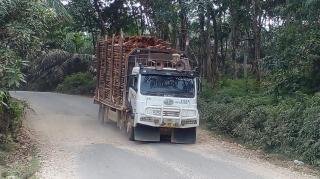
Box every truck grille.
[163,110,180,117]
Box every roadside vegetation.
[1,0,62,177]
[56,72,96,95]
[199,79,320,168]
[197,0,320,168]
[0,77,37,177]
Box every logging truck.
[94,35,199,143]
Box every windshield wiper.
[145,91,164,96]
[174,93,193,98]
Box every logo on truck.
[164,99,174,105]
[175,99,190,105]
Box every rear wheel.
[98,105,105,123]
[128,125,135,141]
[126,115,135,141]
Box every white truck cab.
[127,66,199,143]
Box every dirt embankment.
[1,124,39,178]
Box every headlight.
[145,108,161,116]
[181,110,196,117]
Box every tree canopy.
[1,0,320,105]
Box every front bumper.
[136,114,199,128]
[133,124,196,143]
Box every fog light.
[181,110,197,117]
[154,118,160,124]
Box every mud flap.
[134,124,160,142]
[171,127,196,144]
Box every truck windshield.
[140,75,195,98]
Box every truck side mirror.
[197,77,201,94]
[133,76,138,91]
[128,75,133,88]
[129,75,138,91]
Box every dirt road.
[10,91,317,179]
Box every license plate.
[162,122,176,128]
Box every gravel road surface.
[10,91,317,179]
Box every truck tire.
[98,105,105,123]
[126,115,135,141]
[128,126,135,141]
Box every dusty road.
[11,91,317,179]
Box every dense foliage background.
[1,0,320,168]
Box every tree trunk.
[178,0,188,52]
[93,0,106,36]
[129,0,140,34]
[252,0,262,82]
[219,13,225,75]
[208,4,219,86]
[198,1,206,78]
[230,2,239,79]
[244,39,248,80]
[139,5,145,35]
[205,8,212,82]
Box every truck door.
[128,75,138,114]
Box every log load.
[95,35,186,110]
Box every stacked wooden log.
[96,40,106,100]
[106,36,176,53]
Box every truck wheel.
[127,120,134,141]
[98,105,105,123]
[128,126,135,141]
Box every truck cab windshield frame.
[140,74,195,98]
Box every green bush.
[199,80,320,167]
[56,72,95,95]
[199,101,245,136]
[0,92,25,148]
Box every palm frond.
[29,50,93,91]
[45,0,72,22]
